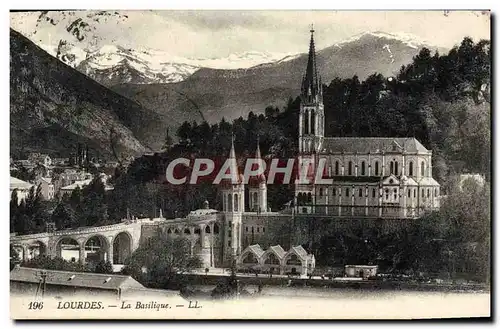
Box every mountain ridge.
[9,28,168,159]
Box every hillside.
[112,33,443,124]
[10,29,168,159]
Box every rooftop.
[10,267,144,290]
[10,177,33,190]
[321,137,429,154]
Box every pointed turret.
[228,134,240,183]
[248,137,268,213]
[255,136,262,160]
[301,25,322,103]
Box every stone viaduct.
[10,208,224,268]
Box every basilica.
[210,28,441,272]
[143,28,442,274]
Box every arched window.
[319,188,323,197]
[375,161,379,176]
[421,161,425,177]
[395,161,399,176]
[214,223,219,234]
[311,111,316,135]
[409,162,414,176]
[414,189,416,198]
[407,189,411,198]
[421,189,424,198]
[393,188,398,200]
[427,189,430,198]
[346,188,350,197]
[359,188,363,197]
[227,194,233,212]
[332,188,336,196]
[361,161,366,176]
[304,109,309,134]
[435,188,438,197]
[252,192,258,207]
[307,193,312,202]
[335,161,340,175]
[372,188,376,198]
[234,193,239,212]
[205,226,211,234]
[390,161,394,175]
[385,188,389,200]
[348,161,353,175]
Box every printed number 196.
[28,302,44,310]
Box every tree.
[10,245,20,270]
[10,190,19,233]
[51,202,77,230]
[211,257,239,299]
[21,255,88,273]
[122,235,201,289]
[94,260,114,274]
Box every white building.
[237,244,316,276]
[36,177,55,201]
[10,177,33,204]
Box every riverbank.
[182,273,489,293]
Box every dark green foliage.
[21,255,89,272]
[94,260,114,274]
[211,258,239,299]
[10,185,50,235]
[121,235,202,289]
[10,245,20,270]
[51,202,77,230]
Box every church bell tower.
[299,25,324,154]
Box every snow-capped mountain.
[10,11,299,85]
[335,31,435,49]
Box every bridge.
[10,220,144,266]
[10,209,224,268]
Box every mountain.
[11,11,298,86]
[112,32,445,125]
[9,29,168,159]
[74,46,297,87]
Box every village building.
[28,153,52,167]
[10,266,144,298]
[10,177,34,204]
[36,177,55,201]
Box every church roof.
[244,244,265,258]
[321,137,429,154]
[328,176,382,183]
[268,245,286,258]
[288,245,309,260]
[418,177,440,186]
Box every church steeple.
[298,26,325,154]
[301,24,322,103]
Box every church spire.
[301,24,321,103]
[229,134,236,159]
[255,136,261,159]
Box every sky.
[10,10,491,58]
